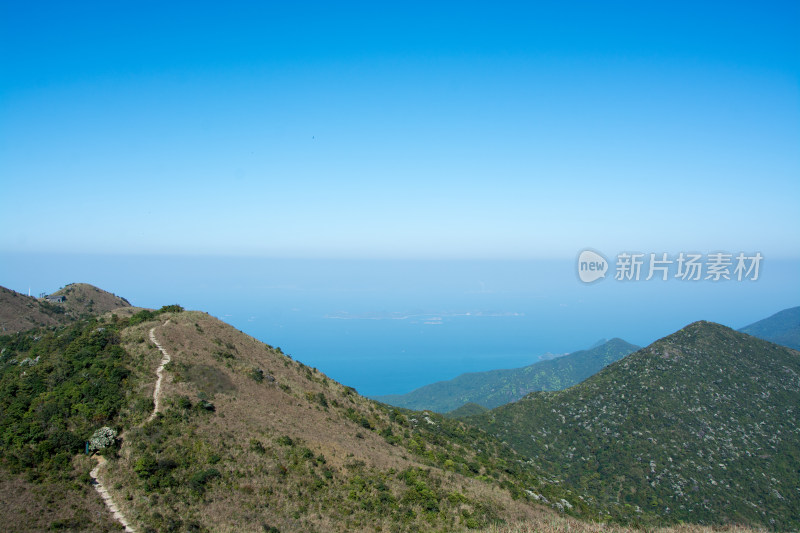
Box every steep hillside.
[0,307,167,531]
[102,309,592,532]
[3,304,583,532]
[740,306,800,350]
[0,285,67,333]
[375,339,639,413]
[0,293,778,532]
[472,322,800,530]
[445,402,489,419]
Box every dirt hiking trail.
[89,320,172,532]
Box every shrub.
[129,310,156,325]
[189,468,220,494]
[197,399,215,412]
[88,426,117,452]
[49,430,84,454]
[175,396,192,410]
[134,456,158,479]
[298,447,314,460]
[250,439,266,455]
[315,392,328,407]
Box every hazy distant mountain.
[49,282,131,318]
[588,338,609,349]
[374,338,639,413]
[0,283,130,334]
[739,306,800,350]
[0,285,67,333]
[471,321,800,529]
[535,351,569,361]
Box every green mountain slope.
[443,402,489,418]
[740,306,800,350]
[471,322,800,529]
[0,307,170,531]
[0,298,605,532]
[374,338,639,413]
[0,286,783,532]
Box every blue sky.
[1,1,798,259]
[1,2,798,393]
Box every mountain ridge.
[0,283,131,334]
[470,320,800,529]
[0,301,601,532]
[739,306,800,350]
[2,285,794,531]
[374,338,639,413]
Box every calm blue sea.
[2,253,798,396]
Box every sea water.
[2,253,798,396]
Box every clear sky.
[1,1,798,259]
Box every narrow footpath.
[89,320,172,532]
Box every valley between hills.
[0,283,797,532]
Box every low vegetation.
[472,322,800,530]
[0,286,792,532]
[0,304,181,530]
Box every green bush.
[250,439,266,455]
[0,319,133,478]
[128,309,156,325]
[197,399,215,412]
[276,435,294,447]
[189,468,220,494]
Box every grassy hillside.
[471,322,800,530]
[49,282,131,318]
[0,295,780,532]
[739,306,800,350]
[0,306,172,531]
[0,304,598,532]
[445,402,490,419]
[375,339,639,413]
[0,283,131,335]
[103,309,601,532]
[0,285,68,334]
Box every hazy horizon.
[2,252,797,396]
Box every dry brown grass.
[0,285,64,333]
[0,457,123,532]
[483,520,764,533]
[51,282,131,316]
[93,310,768,533]
[0,282,132,335]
